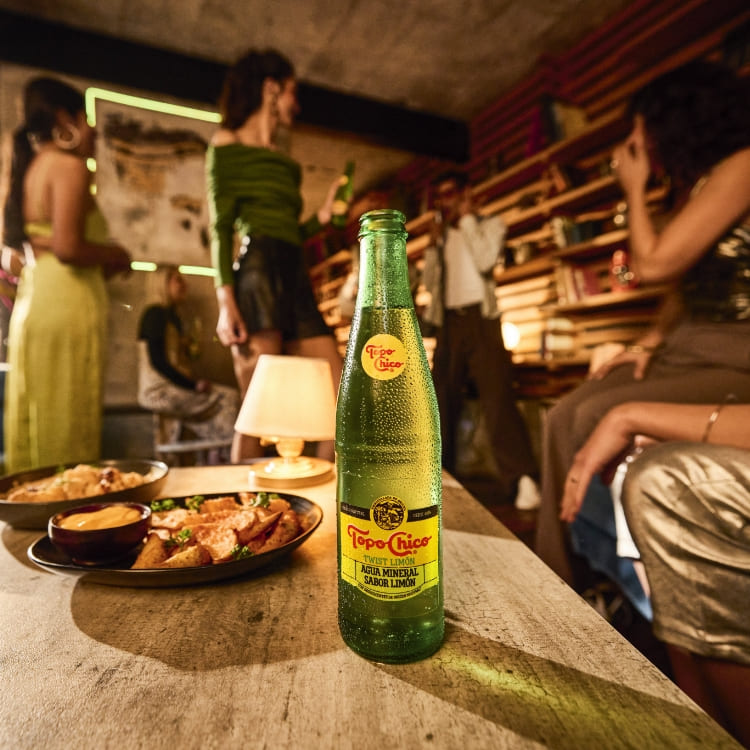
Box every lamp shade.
[235,355,336,441]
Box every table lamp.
[235,354,336,486]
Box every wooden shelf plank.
[406,232,431,259]
[479,178,551,218]
[405,210,438,235]
[554,284,668,313]
[308,249,352,277]
[495,255,556,285]
[489,175,621,237]
[472,108,626,203]
[553,229,629,260]
[318,276,346,296]
[318,297,341,313]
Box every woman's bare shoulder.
[715,147,750,176]
[696,148,750,202]
[27,150,88,196]
[210,129,239,147]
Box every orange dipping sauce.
[58,506,142,531]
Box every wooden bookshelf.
[303,0,745,396]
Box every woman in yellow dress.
[2,77,131,473]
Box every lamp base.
[248,456,334,487]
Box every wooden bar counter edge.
[0,464,740,749]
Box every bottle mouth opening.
[358,209,406,238]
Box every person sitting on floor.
[559,399,750,747]
[137,265,239,448]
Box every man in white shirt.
[422,171,540,509]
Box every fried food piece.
[182,509,241,528]
[199,496,240,514]
[102,469,144,492]
[151,508,191,530]
[192,526,238,563]
[196,510,258,536]
[131,532,169,569]
[6,484,67,503]
[267,497,291,513]
[238,510,282,544]
[258,510,301,553]
[160,544,212,568]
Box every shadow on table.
[16,512,733,749]
[67,577,733,748]
[373,616,735,749]
[67,527,339,665]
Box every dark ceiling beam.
[0,9,469,162]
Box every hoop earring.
[52,125,81,151]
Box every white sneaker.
[515,475,541,511]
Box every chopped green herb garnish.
[165,528,192,549]
[151,498,177,512]
[185,494,206,511]
[251,491,280,508]
[230,544,253,560]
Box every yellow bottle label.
[360,333,407,381]
[340,496,440,601]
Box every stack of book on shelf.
[553,256,611,305]
[495,273,557,357]
[541,317,576,358]
[334,325,351,358]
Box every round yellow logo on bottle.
[361,334,407,380]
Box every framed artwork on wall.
[84,89,232,406]
[87,87,220,269]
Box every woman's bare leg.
[668,645,750,745]
[667,645,726,724]
[694,650,750,747]
[230,330,283,462]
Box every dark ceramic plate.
[27,492,323,587]
[0,459,169,530]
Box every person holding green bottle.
[206,48,345,462]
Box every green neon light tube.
[129,261,215,278]
[178,265,217,277]
[85,87,221,127]
[130,261,158,272]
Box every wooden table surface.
[0,465,740,749]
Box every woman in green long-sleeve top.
[206,49,343,462]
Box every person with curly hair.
[205,49,343,463]
[2,77,131,473]
[534,60,750,587]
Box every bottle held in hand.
[331,161,355,229]
[336,208,444,663]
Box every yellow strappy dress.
[4,209,109,473]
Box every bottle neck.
[357,215,411,309]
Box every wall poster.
[93,93,218,267]
[89,91,225,407]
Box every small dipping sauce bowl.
[48,502,151,565]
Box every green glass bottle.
[336,208,444,663]
[331,161,355,228]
